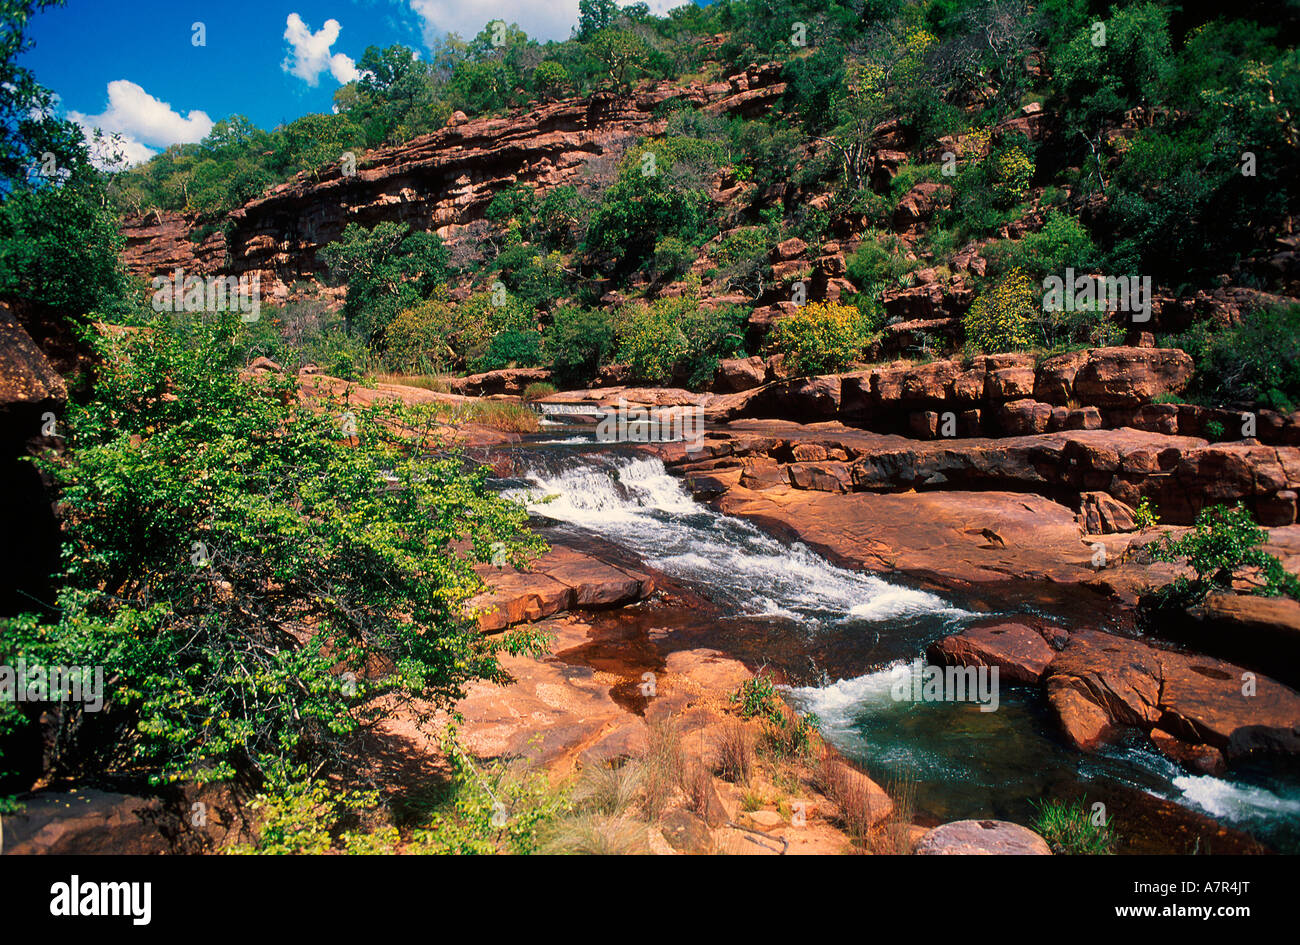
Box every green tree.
[318,221,449,338]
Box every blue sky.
[23,0,688,164]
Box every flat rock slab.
[712,484,1095,587]
[928,622,1056,684]
[915,819,1051,855]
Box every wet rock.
[1043,629,1300,763]
[928,622,1055,685]
[1149,729,1226,777]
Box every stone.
[1,789,169,854]
[714,356,766,393]
[1072,348,1194,407]
[915,819,1051,855]
[928,622,1055,684]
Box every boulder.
[714,356,766,393]
[915,820,1051,855]
[449,367,553,397]
[1072,348,1194,407]
[997,399,1054,435]
[892,182,951,230]
[928,622,1056,685]
[0,305,67,412]
[1044,629,1300,763]
[1077,492,1137,534]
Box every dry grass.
[374,372,455,393]
[640,719,686,819]
[463,400,540,434]
[715,723,754,785]
[816,751,887,843]
[541,814,650,855]
[571,761,642,817]
[860,774,916,855]
[682,762,716,821]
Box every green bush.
[614,296,747,387]
[1169,304,1300,412]
[769,301,878,377]
[963,270,1035,353]
[473,329,545,372]
[0,313,546,790]
[318,221,449,339]
[545,306,616,388]
[1148,502,1300,605]
[584,142,711,273]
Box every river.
[499,432,1300,853]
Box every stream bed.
[500,434,1300,853]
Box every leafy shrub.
[651,235,697,281]
[584,142,711,273]
[614,299,689,385]
[768,301,878,377]
[318,221,448,338]
[545,306,616,387]
[731,676,782,722]
[0,313,546,790]
[990,210,1097,283]
[1133,497,1160,532]
[963,269,1035,353]
[1148,502,1300,604]
[991,145,1034,208]
[846,232,920,291]
[472,329,545,372]
[1169,304,1300,412]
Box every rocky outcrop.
[119,67,788,296]
[709,348,1200,437]
[469,543,655,632]
[447,367,552,397]
[662,421,1300,526]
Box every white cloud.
[68,79,214,168]
[282,13,360,86]
[407,0,684,45]
[408,0,569,43]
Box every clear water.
[504,444,1300,853]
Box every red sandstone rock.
[928,622,1056,684]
